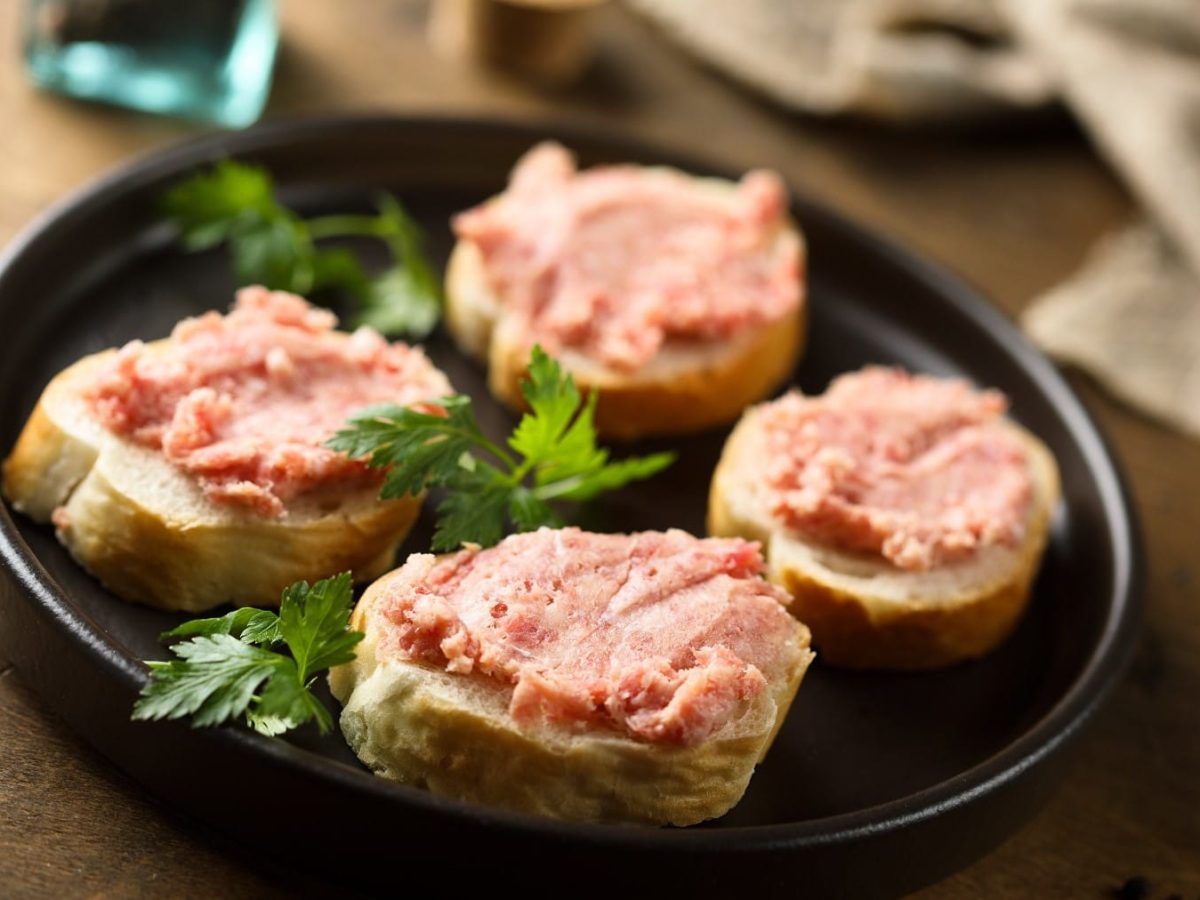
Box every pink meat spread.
[453,142,804,372]
[761,367,1033,571]
[87,287,451,516]
[376,528,802,747]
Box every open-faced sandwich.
[2,287,452,612]
[330,527,814,825]
[709,366,1060,670]
[446,142,806,439]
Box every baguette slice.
[447,240,805,440]
[3,348,422,613]
[709,405,1061,670]
[330,531,814,825]
[445,153,806,440]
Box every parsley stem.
[531,474,591,501]
[510,457,537,485]
[306,215,389,240]
[414,421,516,472]
[479,437,519,472]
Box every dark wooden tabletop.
[1,2,1196,897]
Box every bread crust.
[3,351,423,612]
[444,177,807,440]
[330,562,813,825]
[708,406,1060,670]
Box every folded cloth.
[625,0,1055,121]
[1024,224,1200,437]
[628,0,1200,435]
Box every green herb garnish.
[161,161,441,338]
[132,573,361,736]
[328,346,676,552]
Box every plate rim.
[0,113,1144,856]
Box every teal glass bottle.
[22,0,278,128]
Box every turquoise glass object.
[22,0,278,128]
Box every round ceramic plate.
[0,117,1142,896]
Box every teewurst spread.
[375,528,802,746]
[88,287,451,516]
[453,142,803,372]
[761,367,1033,571]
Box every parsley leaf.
[160,161,441,338]
[160,160,276,250]
[329,346,676,551]
[356,195,442,336]
[230,215,312,292]
[276,573,363,678]
[433,478,512,552]
[358,264,441,338]
[256,671,333,735]
[161,607,282,645]
[132,572,361,736]
[508,346,584,466]
[331,396,508,500]
[507,486,561,532]
[134,635,286,729]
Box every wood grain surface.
[0,1,1196,897]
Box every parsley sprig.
[132,573,361,736]
[161,161,441,338]
[328,346,677,552]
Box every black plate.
[0,117,1142,896]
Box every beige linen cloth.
[627,0,1200,436]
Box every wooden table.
[1,2,1196,896]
